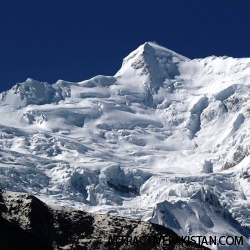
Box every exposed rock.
[0,190,207,250]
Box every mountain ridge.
[0,189,207,250]
[0,42,250,249]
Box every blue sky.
[0,0,250,92]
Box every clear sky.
[0,0,250,92]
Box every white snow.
[0,41,250,248]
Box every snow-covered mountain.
[0,42,250,249]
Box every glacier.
[0,42,250,249]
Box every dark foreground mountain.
[0,190,207,250]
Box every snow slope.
[0,42,250,248]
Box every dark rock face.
[0,190,208,250]
[223,146,249,170]
[0,216,49,250]
[107,180,140,195]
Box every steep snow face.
[0,42,250,248]
[115,42,188,79]
[150,187,250,249]
[114,42,189,107]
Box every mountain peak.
[143,41,187,59]
[115,42,189,79]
